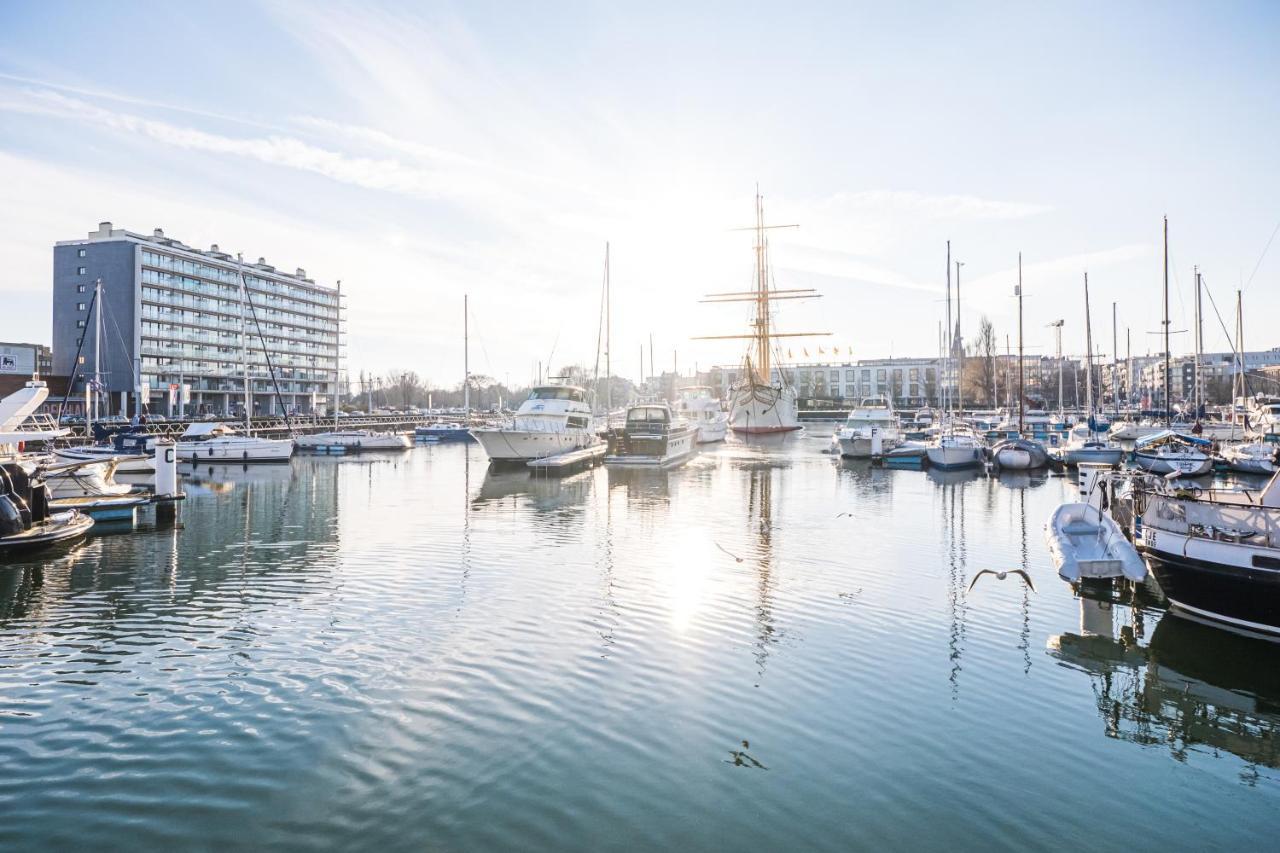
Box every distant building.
[0,341,51,378]
[709,357,944,408]
[53,222,342,416]
[1133,349,1280,407]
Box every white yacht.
[472,385,598,463]
[1247,396,1280,437]
[1109,419,1164,442]
[834,396,901,458]
[926,425,985,470]
[295,429,411,451]
[1220,441,1276,475]
[177,423,295,463]
[674,386,728,444]
[1131,430,1213,476]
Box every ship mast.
[693,190,828,374]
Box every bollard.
[154,439,178,498]
[870,428,882,457]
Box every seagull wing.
[1011,568,1036,592]
[967,569,996,593]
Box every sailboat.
[992,254,1048,470]
[926,243,985,470]
[1055,272,1125,466]
[179,257,293,462]
[1128,219,1210,477]
[1218,290,1276,474]
[695,192,828,434]
[298,283,411,452]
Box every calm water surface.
[1,435,1278,850]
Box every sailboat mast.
[1236,290,1244,412]
[1084,272,1094,424]
[463,294,470,419]
[333,280,341,429]
[238,253,251,434]
[1162,216,1171,426]
[945,241,952,414]
[756,194,770,384]
[955,258,964,417]
[1017,253,1024,433]
[605,243,611,413]
[1194,266,1202,419]
[94,278,104,427]
[1112,301,1118,421]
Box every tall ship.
[695,192,828,434]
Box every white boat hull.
[178,436,294,463]
[729,383,799,433]
[53,447,155,473]
[1132,450,1213,477]
[1059,446,1126,466]
[1045,502,1146,582]
[837,435,901,458]
[926,444,984,470]
[695,419,728,444]
[295,431,411,450]
[472,428,596,462]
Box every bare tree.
[385,369,421,409]
[975,316,998,406]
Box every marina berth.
[604,403,697,467]
[472,384,598,463]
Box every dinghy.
[1044,502,1146,583]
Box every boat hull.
[1142,546,1280,636]
[926,445,984,470]
[728,383,799,433]
[177,437,294,463]
[1059,447,1126,466]
[472,428,595,462]
[605,426,697,467]
[1132,451,1214,477]
[838,435,901,459]
[53,447,154,473]
[296,432,411,450]
[694,420,728,444]
[0,510,94,555]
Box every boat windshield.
[528,387,583,402]
[627,406,669,425]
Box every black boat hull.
[1144,549,1280,636]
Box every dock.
[527,443,607,475]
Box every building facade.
[709,357,944,408]
[0,341,52,379]
[54,222,341,417]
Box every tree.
[385,369,421,409]
[974,316,998,406]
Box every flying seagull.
[715,542,744,563]
[968,569,1036,593]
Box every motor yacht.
[674,386,728,444]
[0,461,93,556]
[414,422,473,442]
[472,385,597,463]
[604,403,698,467]
[177,422,295,463]
[834,396,900,458]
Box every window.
[845,369,855,381]
[77,248,86,257]
[77,302,87,310]
[830,370,839,384]
[76,337,83,347]
[861,369,871,383]
[876,369,887,382]
[77,284,86,293]
[76,319,86,328]
[77,266,86,275]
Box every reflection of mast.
[693,192,828,384]
[747,466,780,680]
[943,478,968,699]
[1018,489,1031,675]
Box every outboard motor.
[0,464,32,536]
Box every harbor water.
[1,435,1278,850]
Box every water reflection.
[1049,595,1280,772]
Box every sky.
[1,1,1278,388]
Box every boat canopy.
[0,381,49,432]
[181,422,238,438]
[528,386,586,402]
[1135,430,1212,449]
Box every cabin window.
[628,406,668,425]
[567,416,588,429]
[528,387,581,401]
